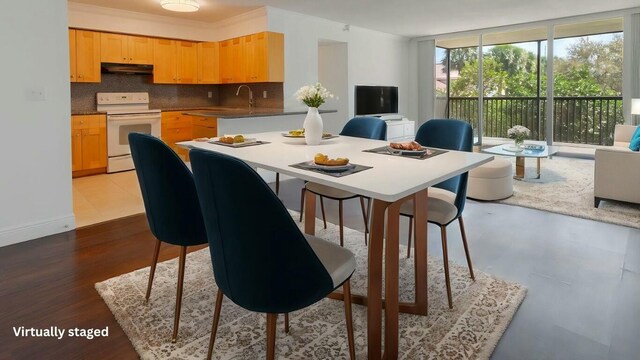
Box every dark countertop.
[71,107,336,118]
[183,107,337,119]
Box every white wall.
[267,7,414,130]
[0,0,75,247]
[319,42,349,134]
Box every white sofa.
[594,124,640,207]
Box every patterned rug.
[496,156,640,229]
[96,213,526,359]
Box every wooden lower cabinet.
[192,116,218,139]
[71,114,107,177]
[161,112,195,161]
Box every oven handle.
[108,114,161,121]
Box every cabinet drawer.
[163,117,192,129]
[193,124,217,139]
[72,114,105,130]
[162,127,192,142]
[191,116,217,127]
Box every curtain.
[417,39,436,127]
[624,13,640,125]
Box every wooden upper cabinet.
[244,32,284,83]
[218,32,284,84]
[176,41,198,84]
[101,33,153,65]
[153,39,197,84]
[219,37,245,83]
[100,33,128,63]
[197,42,219,84]
[153,38,177,83]
[69,30,77,82]
[127,35,154,64]
[72,30,101,83]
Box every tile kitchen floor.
[72,170,145,228]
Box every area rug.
[495,156,640,229]
[96,214,526,359]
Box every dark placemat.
[363,146,447,160]
[289,161,372,177]
[208,140,270,148]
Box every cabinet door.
[243,33,267,82]
[197,42,219,84]
[100,33,128,63]
[230,37,245,83]
[218,38,243,83]
[75,30,101,83]
[69,30,77,82]
[153,39,177,83]
[265,32,284,82]
[176,41,197,84]
[71,129,83,171]
[128,35,154,65]
[218,40,233,83]
[81,127,107,169]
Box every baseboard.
[0,214,76,248]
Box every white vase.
[303,107,323,145]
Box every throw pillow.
[630,126,640,152]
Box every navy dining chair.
[189,149,357,360]
[128,133,209,343]
[399,119,475,309]
[300,116,387,246]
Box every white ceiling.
[69,0,640,37]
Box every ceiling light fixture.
[161,0,200,13]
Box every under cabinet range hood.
[101,63,153,75]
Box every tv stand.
[379,114,403,121]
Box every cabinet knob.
[130,58,133,61]
[80,120,84,124]
[123,57,127,61]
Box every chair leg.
[299,187,306,222]
[359,196,369,245]
[320,196,327,229]
[440,226,453,309]
[207,290,224,360]
[343,280,356,360]
[338,200,344,247]
[406,217,413,258]
[172,246,188,343]
[284,313,289,334]
[458,217,475,280]
[266,313,278,360]
[275,173,280,195]
[145,239,162,303]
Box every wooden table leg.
[515,156,525,179]
[536,158,541,179]
[412,189,428,314]
[304,189,317,236]
[367,199,388,360]
[384,200,402,360]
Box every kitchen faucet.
[235,85,254,109]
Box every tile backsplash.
[71,73,284,112]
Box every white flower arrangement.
[294,83,334,108]
[507,125,531,144]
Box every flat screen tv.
[355,85,398,116]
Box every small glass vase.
[514,138,524,150]
[303,107,323,145]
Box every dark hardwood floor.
[0,214,205,360]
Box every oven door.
[107,113,161,157]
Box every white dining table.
[179,131,494,360]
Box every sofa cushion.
[629,126,640,151]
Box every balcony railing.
[445,96,623,146]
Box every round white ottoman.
[467,158,513,200]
